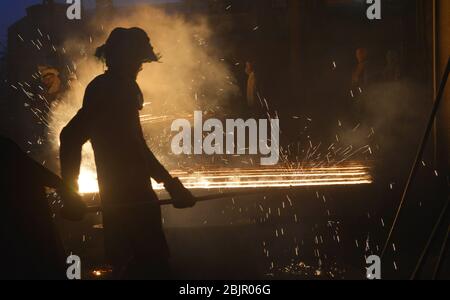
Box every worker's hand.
[58,187,87,221]
[165,177,196,209]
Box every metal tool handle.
[86,189,268,213]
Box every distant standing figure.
[245,61,258,110]
[351,48,371,89]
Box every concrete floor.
[55,175,449,280]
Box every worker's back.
[84,72,153,201]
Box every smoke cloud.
[47,5,240,191]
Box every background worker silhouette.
[0,136,84,280]
[59,27,196,279]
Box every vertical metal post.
[381,58,450,260]
[411,197,449,279]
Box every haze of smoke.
[47,6,240,189]
[339,79,428,165]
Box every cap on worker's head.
[95,27,160,64]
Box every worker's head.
[245,61,254,75]
[95,27,159,78]
[356,48,368,63]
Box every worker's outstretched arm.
[145,146,195,208]
[143,145,173,184]
[138,125,195,209]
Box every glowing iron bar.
[150,165,372,191]
[164,180,373,190]
[172,166,369,173]
[175,171,369,179]
[78,165,372,194]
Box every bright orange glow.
[78,167,99,194]
[78,164,372,194]
[93,270,102,277]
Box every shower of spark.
[78,163,372,194]
[9,7,376,200]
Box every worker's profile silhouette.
[0,136,81,280]
[60,27,196,279]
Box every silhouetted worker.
[0,136,84,280]
[59,27,196,279]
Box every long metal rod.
[432,0,438,164]
[410,197,449,279]
[381,57,450,259]
[432,224,449,280]
[159,189,268,206]
[87,189,270,213]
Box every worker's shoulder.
[82,74,111,108]
[85,74,110,93]
[86,73,138,92]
